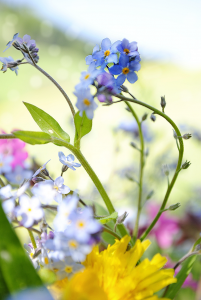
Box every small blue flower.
[74,88,98,119]
[117,38,139,58]
[75,62,100,89]
[85,44,104,67]
[44,176,70,204]
[58,152,81,171]
[0,154,13,174]
[93,38,120,64]
[109,55,140,85]
[0,57,19,75]
[3,33,19,52]
[5,166,33,185]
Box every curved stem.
[115,94,184,241]
[103,225,121,240]
[32,64,75,117]
[125,101,145,242]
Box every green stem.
[28,229,37,249]
[103,225,121,240]
[52,138,132,244]
[32,64,75,118]
[0,177,5,187]
[125,101,144,242]
[0,134,16,139]
[115,95,184,241]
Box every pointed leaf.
[165,254,197,299]
[13,131,51,145]
[23,102,70,142]
[74,111,92,148]
[98,212,118,224]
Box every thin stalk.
[114,94,184,241]
[32,64,75,117]
[0,177,5,187]
[0,134,16,139]
[125,101,144,242]
[28,229,37,249]
[103,225,121,240]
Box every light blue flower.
[0,154,13,174]
[3,33,19,52]
[74,88,98,119]
[6,287,54,300]
[15,194,44,228]
[58,152,81,171]
[117,38,139,58]
[85,44,104,67]
[32,181,57,205]
[0,56,19,75]
[93,38,120,64]
[32,159,51,177]
[5,166,33,184]
[44,176,70,204]
[75,62,100,89]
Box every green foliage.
[23,102,70,142]
[98,212,118,224]
[0,203,46,295]
[74,111,92,149]
[165,255,197,299]
[13,131,51,145]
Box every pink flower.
[0,130,28,169]
[147,203,179,248]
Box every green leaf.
[0,202,47,294]
[13,131,51,145]
[23,102,70,142]
[98,212,118,224]
[74,111,92,148]
[165,254,197,299]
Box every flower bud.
[62,165,69,173]
[173,130,178,139]
[116,211,129,224]
[150,113,156,122]
[121,85,129,93]
[161,96,166,111]
[146,190,154,200]
[167,203,181,211]
[141,113,148,121]
[163,164,169,176]
[182,133,192,140]
[41,168,49,177]
[32,177,45,184]
[181,160,191,170]
[130,142,137,149]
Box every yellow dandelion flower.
[61,235,176,300]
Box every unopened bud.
[32,177,45,184]
[182,133,192,140]
[125,107,131,112]
[144,148,149,156]
[114,211,129,232]
[142,113,148,121]
[163,164,169,176]
[167,203,181,211]
[62,165,69,173]
[150,113,156,122]
[161,96,166,112]
[130,142,137,149]
[173,130,178,139]
[41,168,49,177]
[181,160,191,170]
[125,174,135,182]
[121,85,129,93]
[146,190,154,200]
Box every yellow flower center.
[76,220,85,229]
[28,208,32,212]
[53,268,59,272]
[83,98,91,106]
[0,162,3,167]
[44,257,49,265]
[104,50,110,56]
[124,48,130,55]
[122,67,129,74]
[68,240,78,249]
[54,186,59,191]
[65,266,73,273]
[84,74,90,80]
[30,252,34,258]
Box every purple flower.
[109,55,140,85]
[58,152,81,171]
[74,88,98,119]
[0,57,19,75]
[14,34,39,64]
[3,33,19,52]
[96,72,120,103]
[93,38,120,64]
[117,38,139,58]
[15,194,44,228]
[44,176,70,204]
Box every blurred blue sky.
[2,0,201,69]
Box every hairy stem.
[32,64,75,117]
[114,94,184,241]
[125,101,144,242]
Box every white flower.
[58,152,81,171]
[32,182,57,205]
[44,176,70,204]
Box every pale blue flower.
[117,38,139,58]
[32,181,57,205]
[75,62,100,89]
[58,152,81,171]
[44,176,70,204]
[74,88,98,119]
[0,56,19,75]
[6,287,54,300]
[93,38,120,64]
[15,194,44,228]
[3,33,19,52]
[32,159,51,177]
[5,166,33,184]
[0,154,13,174]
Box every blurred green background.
[0,1,201,298]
